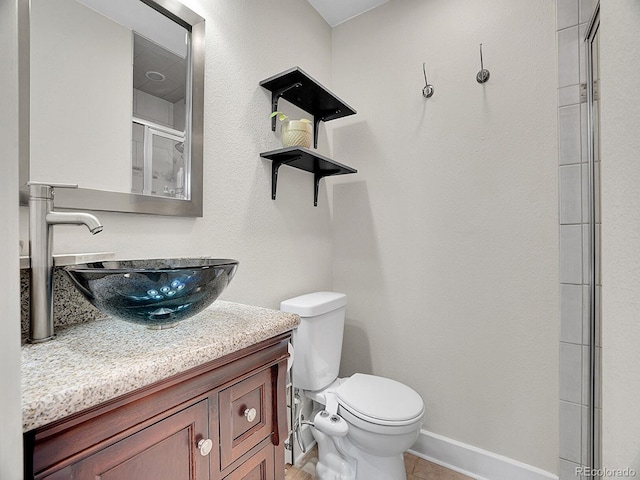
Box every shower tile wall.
[556,0,600,478]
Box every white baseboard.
[408,429,558,480]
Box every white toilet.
[281,292,424,480]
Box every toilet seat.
[335,373,424,431]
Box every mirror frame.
[19,0,205,217]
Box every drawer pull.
[244,407,257,423]
[197,438,213,456]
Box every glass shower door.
[131,119,186,198]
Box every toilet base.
[311,425,407,480]
[312,427,356,480]
[343,445,406,480]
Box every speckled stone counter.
[22,301,300,432]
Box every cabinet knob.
[244,407,257,423]
[197,438,213,456]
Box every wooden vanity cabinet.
[24,333,291,480]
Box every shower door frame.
[584,2,601,474]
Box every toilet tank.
[281,292,347,391]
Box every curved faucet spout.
[29,187,104,342]
[46,211,103,235]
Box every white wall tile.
[560,164,582,224]
[582,345,590,405]
[582,285,590,346]
[579,23,588,85]
[582,224,600,285]
[557,0,579,30]
[559,105,582,165]
[561,284,583,344]
[580,407,601,465]
[581,346,602,409]
[582,286,602,346]
[579,0,595,24]
[560,400,582,463]
[580,102,588,163]
[558,26,580,87]
[581,405,588,465]
[581,163,589,224]
[558,458,582,480]
[559,84,581,107]
[561,342,583,403]
[560,225,583,284]
[559,458,581,480]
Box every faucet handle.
[27,182,78,199]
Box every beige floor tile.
[410,457,473,480]
[286,447,472,480]
[285,447,319,479]
[404,452,419,473]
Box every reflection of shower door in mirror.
[132,119,185,198]
[585,2,601,473]
[131,30,188,199]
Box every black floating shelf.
[260,147,357,207]
[260,67,357,148]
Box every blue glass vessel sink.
[65,258,238,329]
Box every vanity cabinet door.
[222,444,274,480]
[41,400,210,480]
[219,368,273,470]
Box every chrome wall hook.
[422,62,434,98]
[476,43,490,84]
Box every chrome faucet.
[28,182,103,343]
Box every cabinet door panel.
[98,428,191,480]
[223,444,274,480]
[219,369,273,469]
[42,400,209,480]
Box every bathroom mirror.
[21,0,204,216]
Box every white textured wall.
[330,0,559,472]
[18,0,566,474]
[1,0,24,476]
[600,1,640,475]
[21,0,335,309]
[30,0,132,192]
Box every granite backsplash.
[20,267,105,340]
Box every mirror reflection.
[131,30,188,198]
[28,0,204,215]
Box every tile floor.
[285,446,473,480]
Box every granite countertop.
[21,301,300,432]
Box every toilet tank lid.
[280,292,347,317]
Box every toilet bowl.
[281,292,424,480]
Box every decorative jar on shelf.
[271,111,312,149]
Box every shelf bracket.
[313,109,342,148]
[313,118,321,149]
[270,82,303,131]
[271,156,302,200]
[313,169,340,207]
